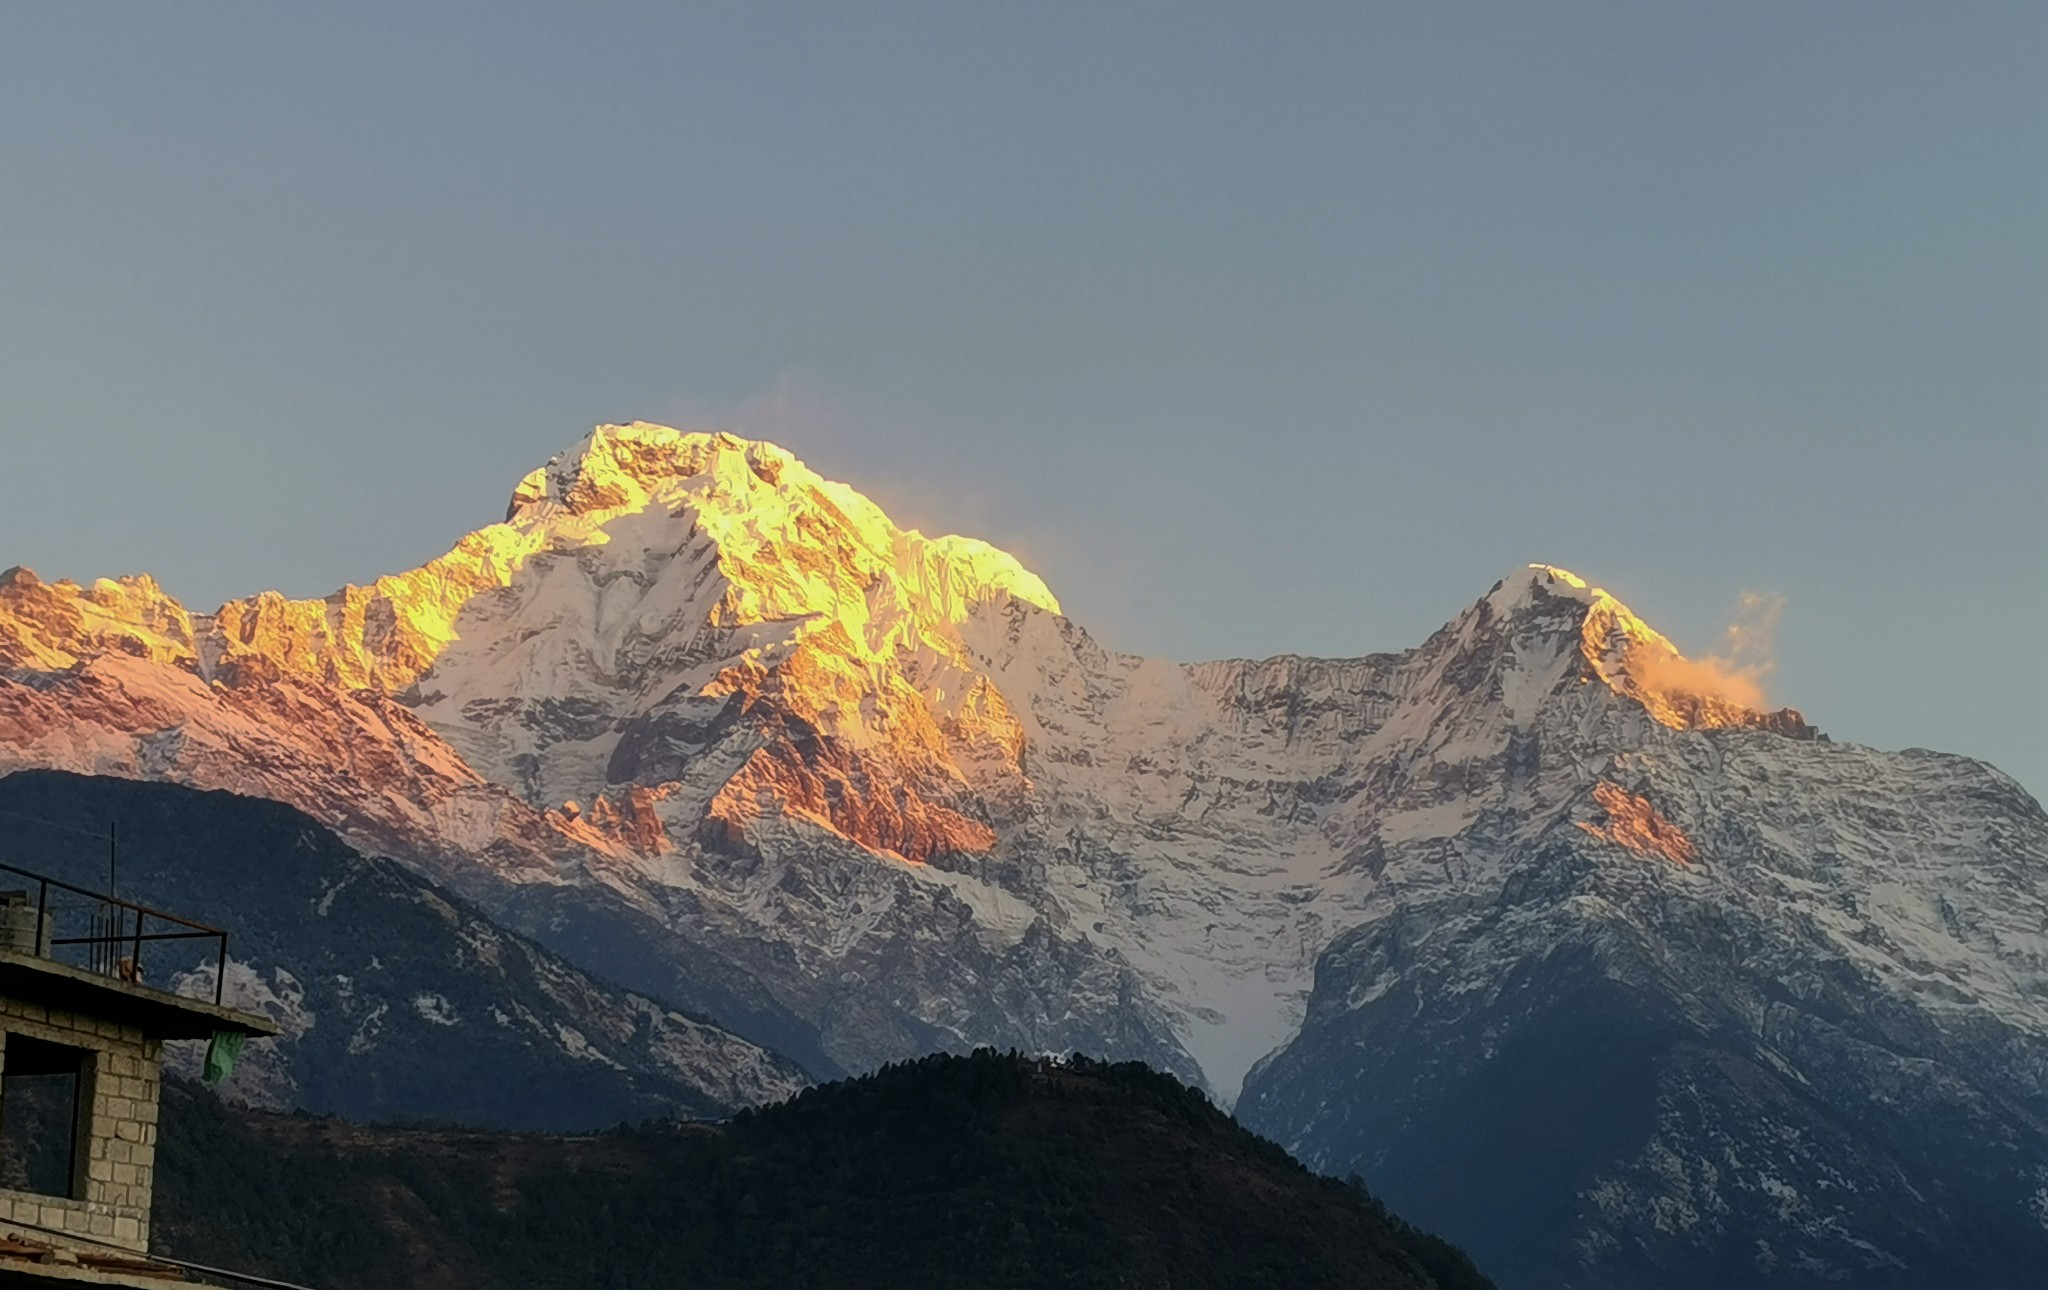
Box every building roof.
[0,1229,187,1287]
[0,951,276,1042]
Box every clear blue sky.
[3,3,2043,796]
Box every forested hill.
[156,1050,1495,1290]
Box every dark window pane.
[0,1036,83,1199]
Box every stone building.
[0,869,275,1286]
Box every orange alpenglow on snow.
[1509,565,1798,732]
[0,432,1802,879]
[1577,781,1698,866]
[0,426,1054,869]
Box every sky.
[2,3,2042,796]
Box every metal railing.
[0,862,229,1006]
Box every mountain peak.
[1484,563,1599,614]
[1477,563,1807,734]
[505,423,794,523]
[501,422,1060,619]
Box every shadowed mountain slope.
[0,771,805,1128]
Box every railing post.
[215,934,227,1005]
[130,905,144,982]
[34,877,46,960]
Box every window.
[0,1036,88,1199]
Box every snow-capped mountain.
[1,423,2041,1284]
[1230,570,2048,1287]
[0,427,1198,1078]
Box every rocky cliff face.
[1,425,2042,1285]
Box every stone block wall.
[0,995,162,1254]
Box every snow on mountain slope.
[1233,735,2048,1286]
[1228,574,2048,1286]
[943,563,1826,1088]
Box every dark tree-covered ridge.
[158,1049,1495,1290]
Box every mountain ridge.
[2,421,2042,1285]
[0,427,1959,1094]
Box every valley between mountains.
[1,423,2042,1288]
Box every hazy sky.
[3,3,2043,795]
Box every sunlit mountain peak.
[1484,562,1795,731]
[503,422,1059,616]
